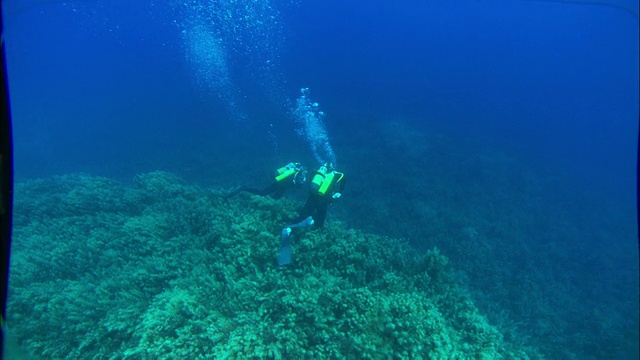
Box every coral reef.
[336,122,639,359]
[8,171,539,358]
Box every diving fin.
[277,217,314,266]
[278,227,292,266]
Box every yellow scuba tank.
[309,164,328,192]
[274,162,296,182]
[317,170,335,196]
[275,162,294,175]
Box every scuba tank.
[317,171,335,196]
[318,171,344,196]
[309,164,328,193]
[274,162,297,182]
[310,163,343,196]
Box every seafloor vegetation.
[332,122,639,360]
[6,122,638,359]
[8,171,540,359]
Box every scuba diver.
[299,162,346,228]
[278,162,346,265]
[224,162,308,200]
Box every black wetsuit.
[299,174,346,228]
[231,181,290,199]
[225,170,305,200]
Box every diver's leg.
[313,201,329,228]
[298,195,314,220]
[224,183,276,199]
[256,182,281,196]
[231,183,277,197]
[271,186,287,199]
[223,186,248,200]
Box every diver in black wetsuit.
[278,163,346,265]
[224,162,308,200]
[299,162,346,228]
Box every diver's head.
[295,167,308,184]
[324,162,335,172]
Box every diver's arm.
[337,176,346,193]
[332,176,346,199]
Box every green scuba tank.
[317,170,336,196]
[274,163,296,182]
[310,164,328,192]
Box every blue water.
[2,0,638,358]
